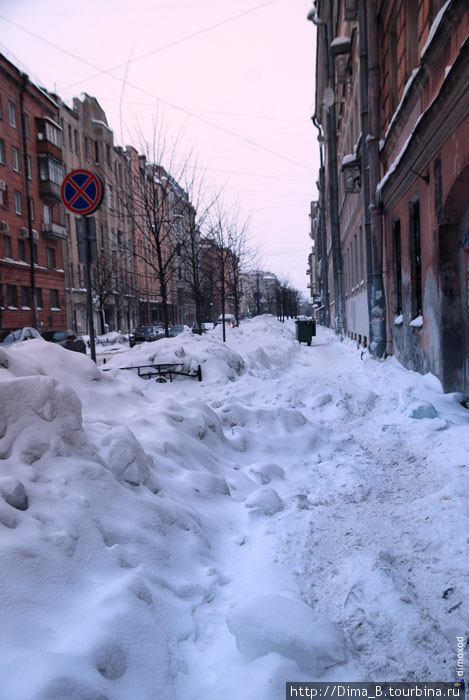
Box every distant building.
[310,0,469,394]
[240,270,279,318]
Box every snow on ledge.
[410,315,423,328]
[341,153,356,167]
[393,314,403,326]
[421,0,453,59]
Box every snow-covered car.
[0,326,42,345]
[129,325,164,347]
[169,325,190,337]
[41,329,86,354]
[192,322,214,335]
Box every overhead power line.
[59,0,279,91]
[0,14,315,173]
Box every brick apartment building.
[311,0,469,395]
[0,54,67,331]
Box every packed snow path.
[0,317,467,700]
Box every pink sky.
[0,0,319,293]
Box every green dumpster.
[295,319,316,346]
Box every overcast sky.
[0,0,319,293]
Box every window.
[39,157,63,185]
[359,225,365,282]
[8,101,16,128]
[46,246,56,268]
[0,185,7,208]
[36,287,43,308]
[109,185,114,210]
[106,143,111,167]
[45,121,62,148]
[68,124,73,151]
[7,284,17,307]
[18,238,26,261]
[94,140,100,164]
[26,155,32,179]
[84,137,89,160]
[430,0,446,22]
[43,204,52,223]
[3,235,12,258]
[28,196,34,220]
[33,243,38,264]
[14,190,22,215]
[74,129,80,155]
[409,200,422,317]
[24,114,30,138]
[392,218,402,315]
[50,288,59,309]
[21,286,30,308]
[11,146,19,172]
[406,0,419,77]
[0,138,5,164]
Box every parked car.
[216,314,236,327]
[41,329,86,354]
[0,327,42,346]
[192,322,214,335]
[168,325,189,337]
[129,325,164,347]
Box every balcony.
[36,117,63,162]
[38,155,64,204]
[39,179,62,203]
[42,221,67,240]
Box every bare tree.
[118,125,195,337]
[177,166,220,330]
[90,252,115,334]
[274,278,301,321]
[225,208,251,327]
[206,202,234,342]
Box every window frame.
[11,146,19,172]
[14,190,22,215]
[8,101,16,128]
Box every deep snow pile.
[0,317,467,700]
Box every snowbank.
[0,317,467,698]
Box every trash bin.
[295,319,316,346]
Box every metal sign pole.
[83,215,96,363]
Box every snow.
[421,0,453,59]
[227,594,347,674]
[0,316,467,699]
[330,36,351,52]
[341,153,356,167]
[410,314,423,327]
[384,67,419,142]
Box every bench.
[103,362,202,383]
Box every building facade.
[311,0,469,395]
[0,54,67,332]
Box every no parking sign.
[61,169,104,215]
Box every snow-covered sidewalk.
[0,317,467,700]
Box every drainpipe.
[311,116,330,326]
[308,3,345,336]
[19,73,39,329]
[367,0,386,357]
[357,0,373,348]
